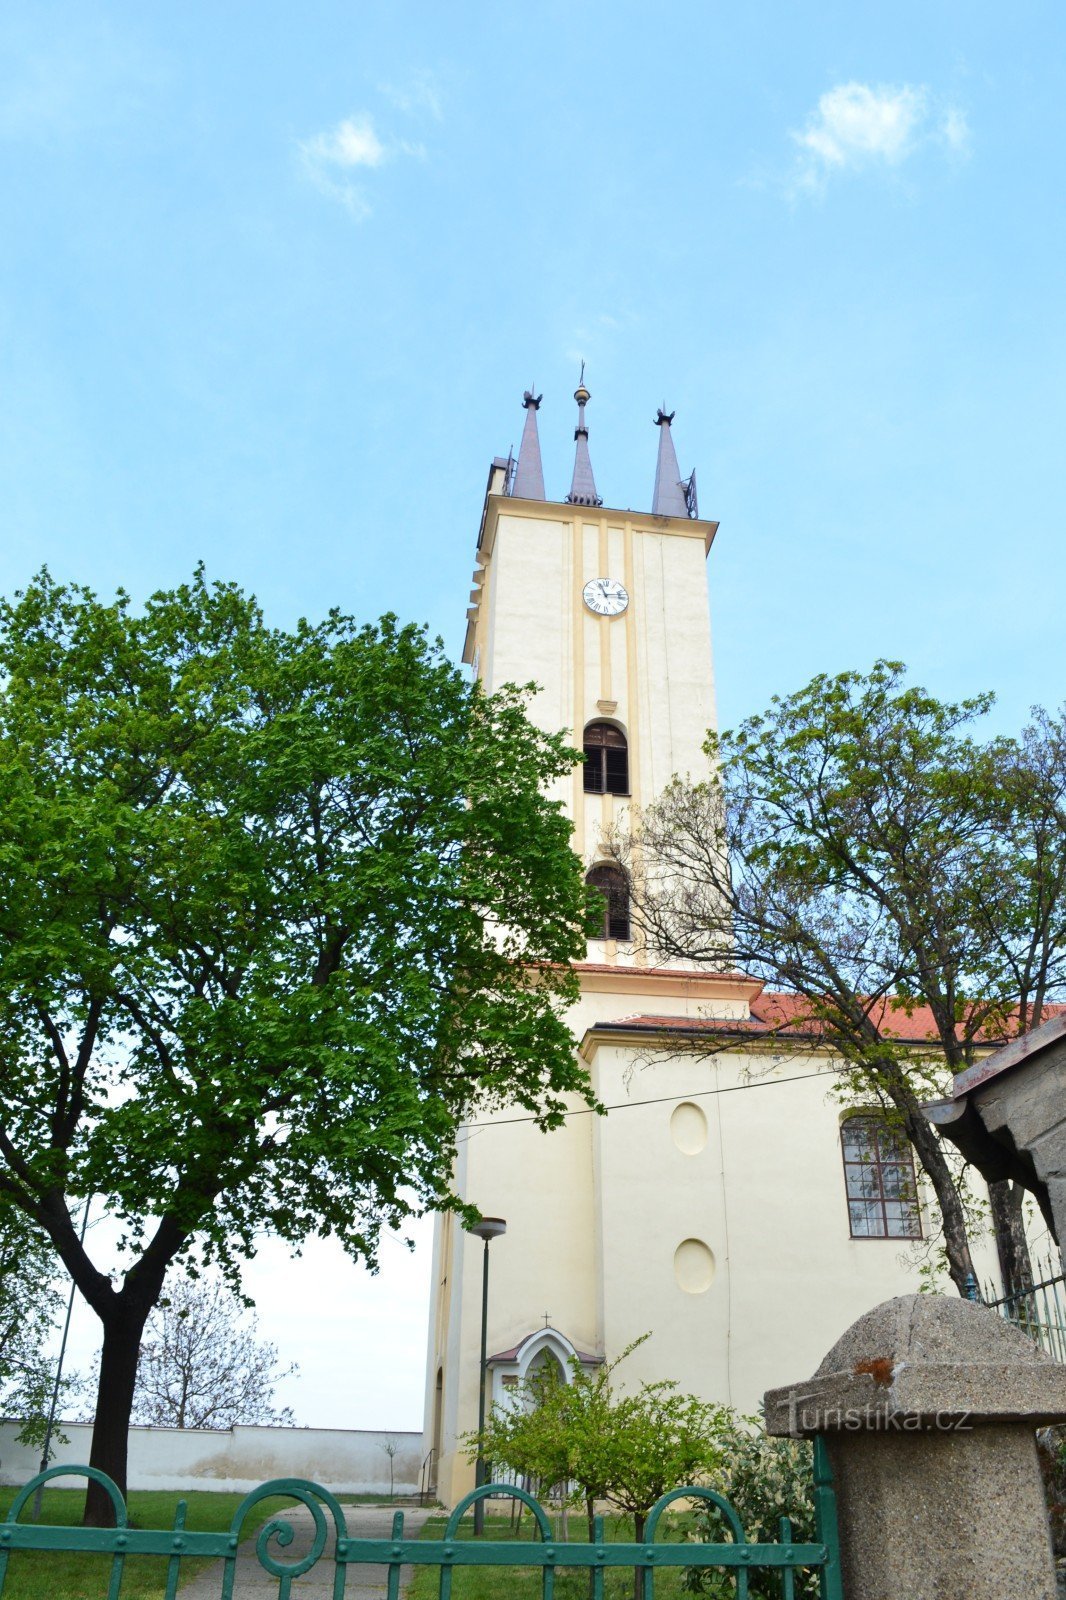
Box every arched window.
[586,864,630,942]
[841,1115,921,1239]
[583,722,629,795]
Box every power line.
[457,1063,835,1135]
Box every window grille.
[840,1115,922,1239]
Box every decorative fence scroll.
[0,1444,843,1600]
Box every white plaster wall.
[477,503,717,899]
[428,1028,1009,1504]
[430,1090,597,1505]
[430,489,1005,1509]
[0,1422,424,1495]
[590,1041,1006,1413]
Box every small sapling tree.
[473,1336,725,1565]
[380,1436,398,1501]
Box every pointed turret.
[652,409,690,518]
[565,367,602,507]
[511,389,546,500]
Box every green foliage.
[0,1205,67,1451]
[470,1339,726,1536]
[684,1415,817,1600]
[614,662,1066,1291]
[0,567,591,1264]
[0,567,594,1497]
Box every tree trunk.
[895,1100,977,1296]
[988,1179,1034,1300]
[84,1302,152,1525]
[633,1513,646,1600]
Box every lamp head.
[467,1216,507,1242]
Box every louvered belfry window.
[586,864,631,942]
[583,722,629,795]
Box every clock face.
[583,577,630,617]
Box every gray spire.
[565,367,602,507]
[652,409,689,518]
[511,389,545,499]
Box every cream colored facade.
[422,448,999,1507]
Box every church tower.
[463,378,719,937]
[422,382,932,1507]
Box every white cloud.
[299,112,423,219]
[379,69,443,122]
[301,113,385,171]
[790,81,970,192]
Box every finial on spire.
[651,406,691,518]
[512,387,546,499]
[566,365,601,506]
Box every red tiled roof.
[487,1327,601,1366]
[590,993,1066,1047]
[573,961,754,982]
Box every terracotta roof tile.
[590,993,1066,1047]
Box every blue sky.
[5,2,1066,1427]
[4,2,1065,738]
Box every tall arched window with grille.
[586,864,630,942]
[840,1115,922,1239]
[583,722,629,795]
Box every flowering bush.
[684,1412,819,1600]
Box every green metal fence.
[980,1257,1066,1363]
[0,1442,844,1600]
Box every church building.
[421,380,1002,1506]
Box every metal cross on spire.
[565,365,602,507]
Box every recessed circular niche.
[670,1101,708,1155]
[674,1238,716,1294]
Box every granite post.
[765,1294,1066,1600]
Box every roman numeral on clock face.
[582,578,630,617]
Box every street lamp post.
[467,1216,506,1536]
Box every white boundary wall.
[0,1420,424,1496]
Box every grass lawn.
[0,1486,291,1600]
[406,1509,698,1600]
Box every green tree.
[473,1339,725,1550]
[0,569,592,1523]
[0,1204,67,1451]
[609,664,1066,1296]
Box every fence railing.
[0,1450,843,1600]
[981,1256,1066,1363]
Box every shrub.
[685,1413,819,1600]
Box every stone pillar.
[764,1294,1066,1600]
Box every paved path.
[180,1502,434,1599]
